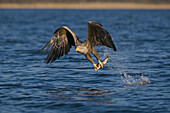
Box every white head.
[76,46,88,54]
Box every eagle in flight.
[41,21,117,71]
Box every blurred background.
[0,0,170,9]
[0,0,170,3]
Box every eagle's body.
[41,21,116,71]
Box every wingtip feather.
[113,47,117,52]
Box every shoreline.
[0,2,170,9]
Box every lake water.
[0,9,170,113]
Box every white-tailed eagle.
[41,21,116,71]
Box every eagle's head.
[76,45,88,54]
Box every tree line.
[0,0,169,4]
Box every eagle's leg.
[92,48,103,68]
[85,54,98,71]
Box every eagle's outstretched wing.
[86,21,117,51]
[41,26,81,63]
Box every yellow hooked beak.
[76,48,78,51]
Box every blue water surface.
[0,9,170,113]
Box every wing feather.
[86,21,117,51]
[41,26,80,63]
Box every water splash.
[121,72,150,85]
[101,47,150,85]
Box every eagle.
[41,21,116,71]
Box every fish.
[95,56,110,71]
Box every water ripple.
[0,9,169,113]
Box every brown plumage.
[41,21,116,71]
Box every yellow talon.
[98,60,103,68]
[93,64,98,71]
